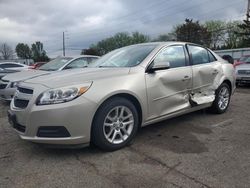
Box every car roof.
[58,55,100,59]
[126,41,201,48]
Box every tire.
[91,97,139,151]
[210,83,231,114]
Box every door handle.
[182,75,191,81]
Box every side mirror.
[147,62,170,73]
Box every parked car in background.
[0,55,99,101]
[0,62,31,71]
[235,63,250,85]
[7,42,235,151]
[234,55,250,67]
[0,68,18,79]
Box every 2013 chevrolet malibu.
[8,42,236,151]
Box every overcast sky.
[0,0,247,57]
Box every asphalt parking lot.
[0,87,250,188]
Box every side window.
[0,63,22,68]
[64,58,88,69]
[208,51,217,62]
[188,45,209,65]
[87,57,98,64]
[154,46,186,68]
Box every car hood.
[235,63,250,71]
[2,69,50,82]
[25,68,131,88]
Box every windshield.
[239,56,250,62]
[89,45,157,68]
[244,57,250,63]
[39,57,73,71]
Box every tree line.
[0,41,49,62]
[1,18,249,60]
[82,18,250,56]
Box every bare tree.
[0,43,13,60]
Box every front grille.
[17,87,33,94]
[0,84,7,89]
[14,99,29,109]
[238,70,250,75]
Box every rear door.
[145,45,192,119]
[187,45,222,95]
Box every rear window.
[0,63,23,68]
[188,45,209,65]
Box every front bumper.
[9,87,98,145]
[0,87,16,101]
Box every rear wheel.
[210,83,231,114]
[92,97,139,151]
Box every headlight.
[11,81,19,88]
[36,83,92,105]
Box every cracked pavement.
[0,87,250,188]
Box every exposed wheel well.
[223,80,232,93]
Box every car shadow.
[133,109,212,154]
[33,109,212,156]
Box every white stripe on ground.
[211,119,233,128]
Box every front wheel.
[210,83,231,114]
[91,97,139,151]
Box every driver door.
[145,45,192,119]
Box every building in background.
[215,47,250,60]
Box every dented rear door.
[145,45,192,120]
[187,45,223,104]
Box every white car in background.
[235,63,250,85]
[0,55,99,101]
[0,68,18,79]
[0,62,31,71]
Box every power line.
[45,0,245,54]
[65,0,243,41]
[44,0,244,47]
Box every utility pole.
[63,31,65,56]
[247,0,250,21]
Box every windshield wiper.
[98,65,116,68]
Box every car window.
[0,63,23,68]
[89,45,156,68]
[39,57,73,71]
[64,58,88,69]
[154,46,186,68]
[244,57,250,63]
[188,45,209,65]
[208,51,217,62]
[87,57,98,64]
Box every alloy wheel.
[103,106,134,144]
